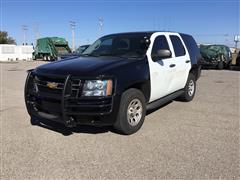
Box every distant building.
[0,44,34,61]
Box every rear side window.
[170,35,186,57]
[180,34,200,64]
[151,35,170,56]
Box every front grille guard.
[25,71,113,127]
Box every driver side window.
[151,35,170,58]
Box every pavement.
[0,61,239,180]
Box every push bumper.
[24,71,120,127]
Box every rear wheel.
[114,88,146,135]
[217,54,226,70]
[217,61,224,70]
[47,56,51,61]
[179,73,196,102]
[43,55,47,61]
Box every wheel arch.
[189,64,201,80]
[123,81,150,103]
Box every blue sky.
[1,0,239,47]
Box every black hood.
[35,56,137,77]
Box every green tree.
[0,31,16,44]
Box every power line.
[193,33,230,37]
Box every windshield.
[83,34,150,59]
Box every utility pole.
[98,17,103,37]
[22,25,28,45]
[234,35,240,48]
[33,23,39,45]
[70,21,76,52]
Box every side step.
[147,90,184,111]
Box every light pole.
[234,35,240,48]
[33,23,39,45]
[22,25,28,45]
[98,17,103,37]
[70,21,76,51]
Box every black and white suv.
[25,31,201,135]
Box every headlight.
[82,80,113,97]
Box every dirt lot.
[0,61,239,180]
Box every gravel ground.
[0,61,239,180]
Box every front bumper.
[25,71,120,127]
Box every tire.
[217,61,224,70]
[48,56,53,61]
[30,117,40,126]
[179,73,196,102]
[114,88,146,135]
[43,55,47,61]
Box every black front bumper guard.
[25,72,114,127]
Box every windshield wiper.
[118,55,143,59]
[81,54,100,57]
[82,53,142,59]
[97,53,115,57]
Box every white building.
[0,44,34,61]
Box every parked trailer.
[33,37,71,61]
[0,44,33,61]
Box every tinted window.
[151,35,170,56]
[180,34,201,64]
[83,34,151,59]
[170,35,186,57]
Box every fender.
[110,57,151,102]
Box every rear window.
[170,35,186,57]
[181,34,200,64]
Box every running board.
[147,90,184,111]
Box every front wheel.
[114,88,146,135]
[179,73,196,102]
[30,117,40,126]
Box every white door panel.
[147,32,191,103]
[168,34,191,90]
[147,32,176,102]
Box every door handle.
[185,60,190,63]
[169,64,176,68]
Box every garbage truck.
[33,37,71,61]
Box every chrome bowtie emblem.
[46,82,58,89]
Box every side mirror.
[152,49,172,61]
